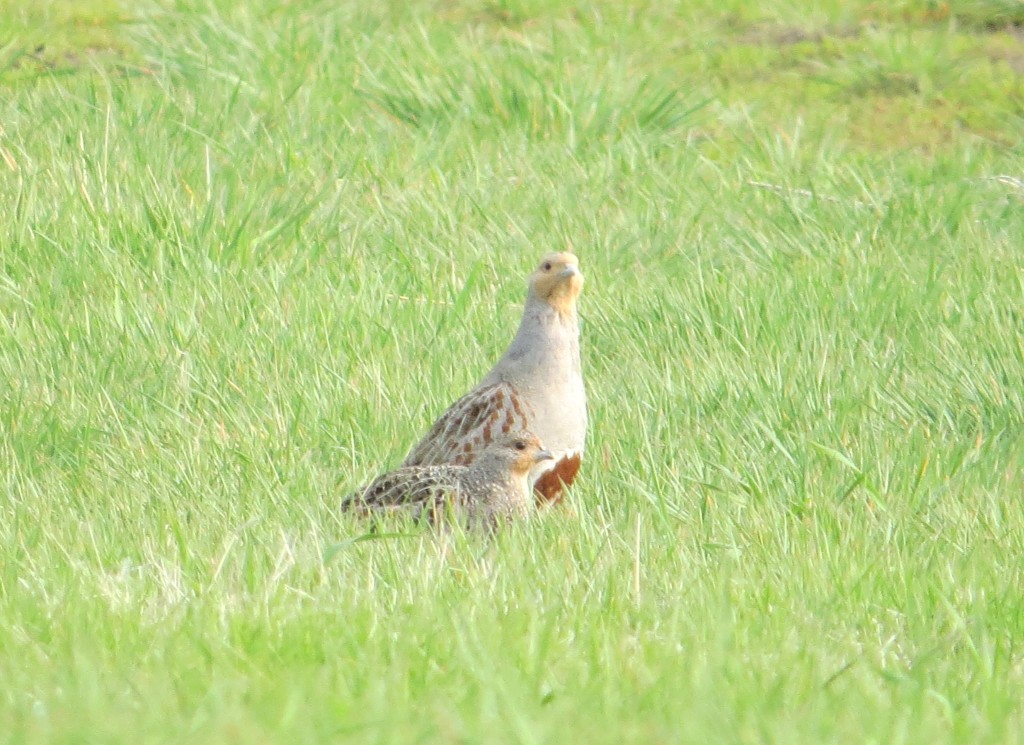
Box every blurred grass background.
[1,0,1023,742]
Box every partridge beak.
[559,266,579,280]
[534,449,555,463]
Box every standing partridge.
[403,252,587,505]
[343,432,554,529]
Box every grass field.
[2,0,1024,742]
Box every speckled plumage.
[402,252,587,505]
[343,432,553,529]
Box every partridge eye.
[543,262,552,271]
[514,440,527,450]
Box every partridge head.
[527,251,584,319]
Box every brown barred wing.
[342,465,466,521]
[401,382,533,468]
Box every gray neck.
[483,292,581,384]
[469,456,527,488]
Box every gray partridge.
[343,431,553,529]
[403,252,587,505]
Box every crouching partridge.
[402,252,587,505]
[342,431,553,529]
